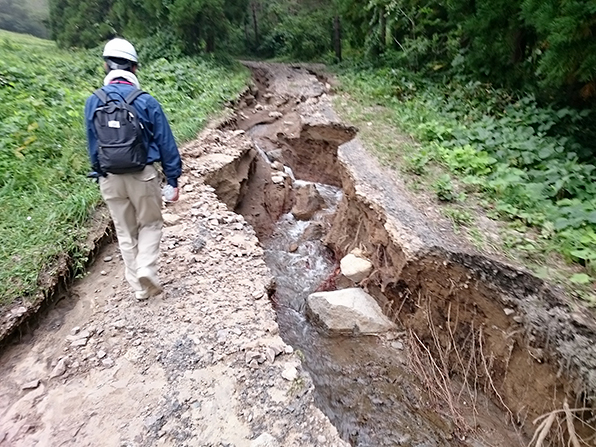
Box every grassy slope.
[335,68,596,302]
[0,30,248,305]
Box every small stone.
[271,175,284,185]
[251,433,277,447]
[340,253,373,283]
[284,345,294,354]
[268,111,283,119]
[246,350,265,364]
[249,359,259,369]
[317,435,327,443]
[70,330,90,340]
[217,330,229,343]
[103,256,113,262]
[183,184,194,193]
[12,307,27,317]
[102,358,115,368]
[288,243,298,253]
[291,183,324,220]
[503,308,515,316]
[71,326,80,335]
[252,290,264,300]
[265,347,276,364]
[100,270,107,276]
[97,350,107,359]
[391,341,404,350]
[163,213,182,226]
[513,316,523,324]
[71,338,88,347]
[50,358,67,379]
[22,379,40,390]
[281,366,298,381]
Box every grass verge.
[334,67,596,303]
[0,30,248,305]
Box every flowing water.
[262,182,464,447]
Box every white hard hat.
[103,38,138,63]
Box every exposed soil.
[2,61,596,447]
[0,118,346,446]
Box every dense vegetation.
[46,0,596,104]
[0,0,49,38]
[0,30,247,304]
[338,70,596,288]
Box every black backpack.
[92,88,148,174]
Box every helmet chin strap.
[105,60,133,74]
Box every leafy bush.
[433,174,456,202]
[339,67,596,275]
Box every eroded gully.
[206,61,596,447]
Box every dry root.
[528,400,594,447]
[406,299,519,441]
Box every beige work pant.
[99,165,163,293]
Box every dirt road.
[0,72,347,447]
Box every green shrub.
[339,67,596,275]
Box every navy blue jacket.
[85,82,182,187]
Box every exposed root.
[528,402,596,447]
[406,295,529,443]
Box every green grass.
[335,67,596,300]
[0,30,248,305]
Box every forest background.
[1,0,596,302]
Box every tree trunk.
[251,2,259,47]
[379,7,386,50]
[206,32,215,53]
[333,15,342,63]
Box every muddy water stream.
[263,182,458,446]
[260,181,525,447]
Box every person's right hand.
[163,185,179,202]
[169,187,179,202]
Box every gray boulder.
[306,288,395,335]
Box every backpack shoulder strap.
[124,89,147,105]
[93,88,110,104]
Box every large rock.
[340,253,373,283]
[306,288,395,335]
[291,183,324,220]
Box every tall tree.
[521,0,596,99]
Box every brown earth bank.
[2,61,596,447]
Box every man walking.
[85,38,182,300]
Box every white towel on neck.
[103,69,141,89]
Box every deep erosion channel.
[206,62,596,447]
